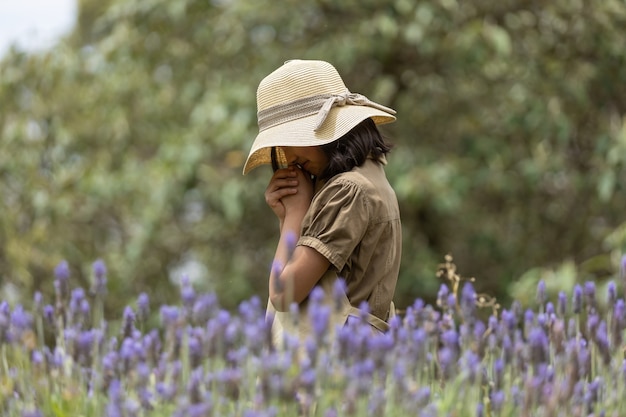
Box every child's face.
[280,146,328,177]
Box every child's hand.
[265,167,300,221]
[264,166,313,223]
[281,166,314,218]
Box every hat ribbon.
[257,92,396,132]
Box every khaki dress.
[267,156,402,345]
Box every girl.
[243,59,401,340]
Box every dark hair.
[318,117,393,180]
[270,118,393,178]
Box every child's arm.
[265,166,328,311]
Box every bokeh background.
[1,0,625,315]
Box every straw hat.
[243,59,396,174]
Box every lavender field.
[2,255,626,417]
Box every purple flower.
[332,278,347,312]
[472,319,486,342]
[324,408,338,417]
[106,379,123,417]
[54,260,70,281]
[186,403,213,417]
[528,327,549,365]
[501,309,517,332]
[491,390,505,413]
[613,299,626,346]
[178,275,196,309]
[572,284,583,314]
[476,403,484,417]
[607,281,617,308]
[54,260,71,300]
[446,293,456,311]
[524,309,534,326]
[310,303,331,342]
[587,311,600,336]
[536,280,546,306]
[271,260,284,293]
[406,387,427,409]
[537,313,547,328]
[92,259,108,296]
[460,282,476,321]
[121,306,136,338]
[438,347,456,378]
[557,291,567,316]
[160,305,179,327]
[10,305,32,331]
[192,293,218,325]
[584,281,597,310]
[437,284,449,308]
[441,329,459,350]
[285,231,297,257]
[76,330,96,365]
[33,292,43,310]
[595,322,611,365]
[460,350,481,382]
[69,287,85,317]
[584,378,602,413]
[43,304,55,327]
[137,293,150,322]
[21,410,43,417]
[238,297,261,323]
[493,358,505,390]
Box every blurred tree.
[0,0,624,312]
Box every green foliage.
[1,0,625,310]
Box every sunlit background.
[0,0,76,56]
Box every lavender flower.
[106,379,124,417]
[460,282,477,322]
[137,292,150,323]
[493,358,505,390]
[192,293,218,325]
[612,299,626,346]
[438,347,456,379]
[441,329,459,351]
[557,291,567,317]
[524,309,534,327]
[446,293,456,311]
[271,260,284,293]
[536,280,547,306]
[43,304,55,327]
[10,304,32,331]
[285,230,297,259]
[122,306,136,339]
[528,327,549,366]
[21,410,43,417]
[607,281,617,308]
[160,305,180,327]
[583,281,597,311]
[331,278,347,312]
[436,284,449,308]
[572,284,583,314]
[92,259,108,296]
[54,260,71,300]
[501,309,517,332]
[33,291,43,310]
[595,322,611,365]
[491,390,505,413]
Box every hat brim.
[243,106,395,174]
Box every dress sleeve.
[298,179,370,271]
